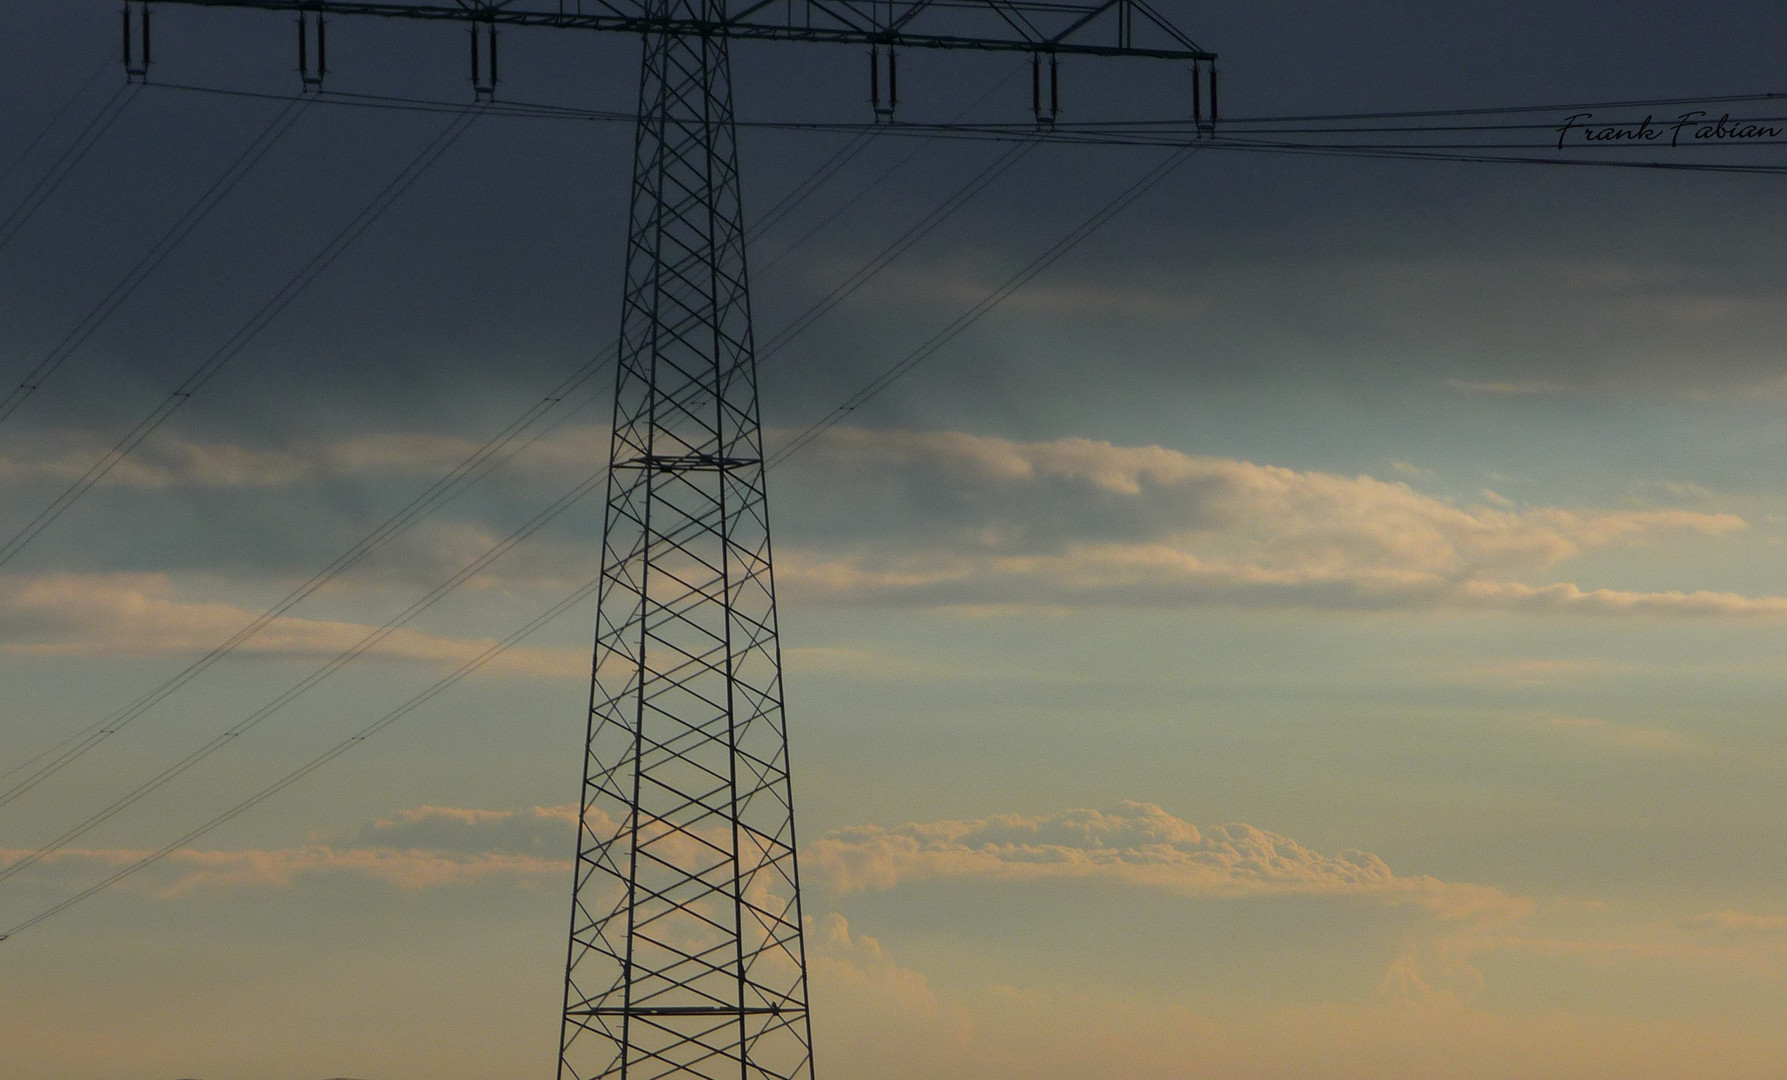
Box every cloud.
[811,801,1528,922]
[1444,378,1568,395]
[0,435,317,490]
[804,907,1787,1080]
[1531,713,1681,750]
[0,426,610,491]
[353,804,582,854]
[1,804,580,897]
[1694,910,1787,931]
[862,257,1205,320]
[0,572,586,675]
[5,425,1772,624]
[1446,657,1632,684]
[773,427,1763,616]
[812,912,971,1031]
[1454,578,1787,615]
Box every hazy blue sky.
[5,2,1787,1077]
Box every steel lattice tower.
[558,7,812,1077]
[126,4,1213,1076]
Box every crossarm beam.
[140,0,1215,60]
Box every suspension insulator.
[870,45,897,121]
[1192,60,1202,130]
[298,13,327,90]
[123,2,151,82]
[1032,52,1059,128]
[470,21,498,100]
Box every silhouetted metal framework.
[137,0,1212,60]
[138,1,1213,1077]
[559,6,810,1077]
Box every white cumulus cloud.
[810,800,1528,922]
[774,427,1761,616]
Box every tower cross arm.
[142,0,1215,60]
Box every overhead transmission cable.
[0,461,609,886]
[0,104,484,572]
[0,571,604,943]
[758,137,1038,358]
[3,75,1779,937]
[0,140,1186,939]
[0,107,1008,803]
[145,78,1787,175]
[754,64,1023,274]
[1200,134,1787,176]
[154,76,1787,136]
[0,82,141,259]
[0,374,597,807]
[0,82,1013,577]
[750,129,878,237]
[0,96,313,428]
[770,143,1197,466]
[0,53,117,191]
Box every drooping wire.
[0,107,997,803]
[0,82,141,259]
[750,129,878,239]
[5,66,1780,935]
[769,143,1197,467]
[0,569,604,943]
[1202,133,1787,175]
[151,76,1787,135]
[0,461,610,886]
[758,136,1039,359]
[0,104,484,572]
[755,62,1025,276]
[141,77,1787,175]
[0,96,313,429]
[0,53,117,191]
[0,142,1187,939]
[0,372,594,808]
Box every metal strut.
[557,2,814,1078]
[117,9,1221,1080]
[136,1,1217,63]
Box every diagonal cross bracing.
[561,2,813,1077]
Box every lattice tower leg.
[558,6,815,1079]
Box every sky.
[4,1,1787,1078]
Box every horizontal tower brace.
[141,0,1215,60]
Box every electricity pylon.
[132,2,1213,1076]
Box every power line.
[1201,134,1787,176]
[758,137,1039,359]
[769,144,1196,466]
[750,129,878,239]
[0,564,604,944]
[0,377,601,807]
[0,460,609,886]
[0,104,484,572]
[755,63,1025,276]
[0,82,141,259]
[0,140,1179,940]
[0,52,116,191]
[0,96,313,428]
[151,75,1787,134]
[0,113,1008,807]
[1213,88,1787,125]
[139,77,1787,176]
